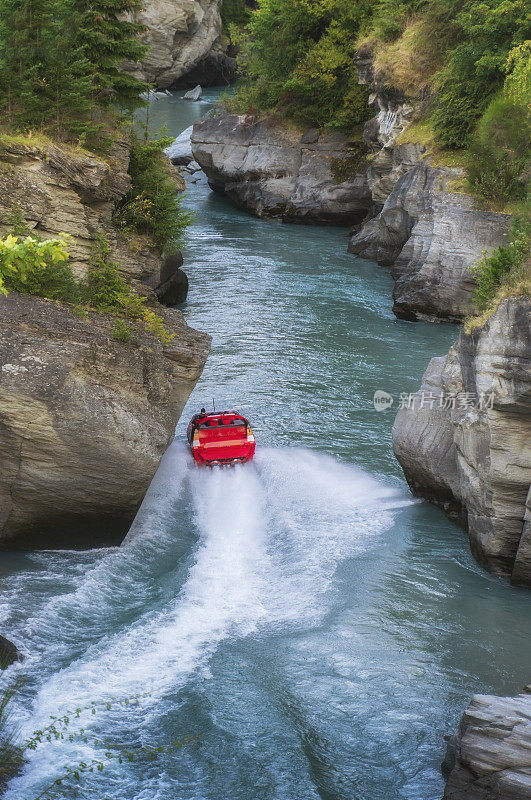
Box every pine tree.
[71,0,148,114]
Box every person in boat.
[189,408,207,439]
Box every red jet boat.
[187,411,256,467]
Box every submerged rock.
[184,85,203,101]
[165,125,194,165]
[392,297,531,586]
[443,688,531,799]
[0,293,210,548]
[191,109,371,226]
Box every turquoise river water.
[1,90,530,800]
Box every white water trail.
[4,445,413,799]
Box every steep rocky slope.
[0,293,210,548]
[348,57,512,322]
[392,297,531,586]
[0,137,184,285]
[191,109,371,225]
[124,0,232,88]
[0,136,211,548]
[443,687,531,799]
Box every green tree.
[71,0,148,114]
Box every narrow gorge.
[0,2,529,799]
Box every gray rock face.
[0,294,210,548]
[348,57,513,323]
[349,159,512,322]
[443,688,531,799]
[184,84,202,101]
[191,110,372,225]
[392,297,531,585]
[0,139,161,283]
[165,125,194,165]
[124,0,223,89]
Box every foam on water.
[3,445,410,799]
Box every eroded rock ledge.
[0,293,210,549]
[392,297,531,586]
[191,110,372,225]
[349,55,512,322]
[443,687,531,799]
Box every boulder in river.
[443,687,531,799]
[392,296,531,586]
[184,85,202,101]
[191,109,372,226]
[165,125,194,165]
[0,634,22,668]
[155,253,189,305]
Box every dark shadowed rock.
[174,50,237,87]
[443,689,531,799]
[0,635,22,668]
[156,254,188,305]
[191,109,371,226]
[393,297,531,585]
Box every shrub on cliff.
[471,209,530,312]
[466,97,530,205]
[0,234,79,301]
[115,132,194,254]
[229,0,371,129]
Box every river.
[1,90,530,800]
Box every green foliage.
[372,0,428,42]
[111,320,133,342]
[0,233,80,301]
[221,0,251,28]
[467,96,530,204]
[431,1,531,148]
[504,41,531,110]
[230,0,372,129]
[115,131,194,253]
[0,228,175,344]
[0,0,148,140]
[471,210,530,310]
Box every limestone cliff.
[0,137,185,285]
[0,137,211,548]
[392,297,531,587]
[442,687,531,799]
[191,109,372,225]
[0,293,210,548]
[348,54,512,322]
[124,0,230,89]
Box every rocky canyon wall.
[0,137,211,548]
[392,297,531,587]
